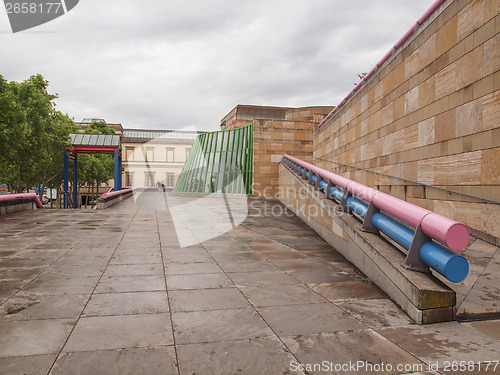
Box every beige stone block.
[419,34,437,71]
[433,151,482,185]
[487,4,500,22]
[472,75,494,100]
[436,16,458,57]
[435,110,456,142]
[447,89,464,110]
[481,147,500,184]
[270,154,282,163]
[404,86,419,115]
[271,131,284,140]
[473,129,494,150]
[403,161,418,182]
[393,62,406,89]
[474,17,496,49]
[482,90,500,131]
[457,0,485,42]
[491,186,500,202]
[417,158,435,184]
[374,81,384,103]
[347,127,356,144]
[448,138,464,154]
[405,50,420,80]
[360,93,368,113]
[407,197,435,211]
[418,76,436,109]
[464,33,475,55]
[455,98,483,137]
[381,135,392,157]
[452,201,482,233]
[435,63,457,99]
[482,203,500,238]
[449,38,466,64]
[403,124,419,152]
[382,102,393,127]
[462,134,474,153]
[389,185,406,200]
[388,129,402,155]
[483,32,500,77]
[293,133,306,141]
[433,200,456,219]
[456,46,484,90]
[408,185,425,199]
[418,117,436,147]
[485,0,500,21]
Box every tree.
[0,74,76,194]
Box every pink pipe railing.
[101,188,133,200]
[0,193,44,208]
[283,154,469,251]
[318,0,447,129]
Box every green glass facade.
[174,124,253,195]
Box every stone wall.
[253,118,315,197]
[219,105,333,197]
[0,200,38,215]
[315,0,500,240]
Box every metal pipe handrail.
[0,193,44,209]
[101,188,133,200]
[282,154,469,283]
[283,154,468,250]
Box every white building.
[121,129,202,189]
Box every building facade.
[121,129,201,189]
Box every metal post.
[73,154,78,209]
[114,150,120,192]
[63,153,69,209]
[119,153,122,191]
[247,124,253,195]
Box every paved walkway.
[0,192,499,374]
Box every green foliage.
[354,72,367,85]
[0,74,77,193]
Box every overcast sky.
[0,0,435,131]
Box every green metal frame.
[174,123,253,194]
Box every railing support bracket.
[361,201,380,234]
[402,224,432,274]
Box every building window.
[185,148,191,161]
[126,147,134,161]
[166,147,175,162]
[125,172,134,187]
[166,173,175,188]
[145,172,155,187]
[146,147,154,162]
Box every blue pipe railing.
[283,156,469,283]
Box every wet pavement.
[0,192,499,375]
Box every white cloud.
[0,0,436,131]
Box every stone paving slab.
[0,192,498,374]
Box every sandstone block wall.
[315,0,500,240]
[253,119,315,197]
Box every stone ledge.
[96,189,133,209]
[0,199,38,215]
[278,163,456,324]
